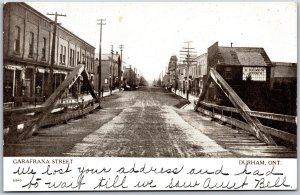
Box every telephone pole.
[97,19,106,97]
[119,44,124,91]
[110,45,114,94]
[180,41,196,101]
[47,12,66,95]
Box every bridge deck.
[4,88,297,158]
[177,109,297,158]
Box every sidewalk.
[171,89,199,110]
[62,89,120,104]
[81,89,120,101]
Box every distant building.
[271,62,296,89]
[3,2,95,106]
[167,55,178,89]
[177,63,187,93]
[270,62,297,115]
[122,65,139,87]
[191,53,207,96]
[94,53,120,91]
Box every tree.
[139,76,148,86]
[157,77,162,87]
[123,67,137,87]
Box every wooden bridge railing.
[4,64,100,144]
[4,99,99,143]
[194,101,297,145]
[194,68,296,146]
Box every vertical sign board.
[242,67,266,81]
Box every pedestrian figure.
[109,84,112,94]
[101,87,104,98]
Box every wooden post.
[81,99,84,118]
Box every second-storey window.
[42,37,46,59]
[60,45,63,63]
[77,51,80,64]
[63,46,66,64]
[29,32,34,57]
[82,54,85,64]
[69,49,72,66]
[224,67,232,80]
[14,26,21,53]
[87,56,89,70]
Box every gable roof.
[217,47,272,67]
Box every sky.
[27,2,297,81]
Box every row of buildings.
[3,2,139,108]
[162,42,296,115]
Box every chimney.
[231,42,233,47]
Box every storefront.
[4,65,24,103]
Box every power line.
[180,41,196,101]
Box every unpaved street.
[65,87,232,157]
[5,87,235,157]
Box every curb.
[180,102,191,109]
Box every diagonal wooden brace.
[17,64,99,141]
[195,68,276,145]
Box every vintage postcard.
[2,1,297,191]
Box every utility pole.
[174,56,178,94]
[97,19,106,98]
[110,45,114,94]
[119,44,124,91]
[180,41,196,101]
[47,12,66,96]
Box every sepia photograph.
[2,1,297,191]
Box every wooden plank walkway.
[4,104,296,158]
[177,109,297,158]
[4,107,123,156]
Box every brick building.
[3,2,95,106]
[94,53,120,92]
[192,53,207,96]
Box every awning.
[4,65,23,71]
[54,70,68,75]
[36,68,45,73]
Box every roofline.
[17,2,95,49]
[272,61,297,65]
[219,46,264,49]
[216,64,269,67]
